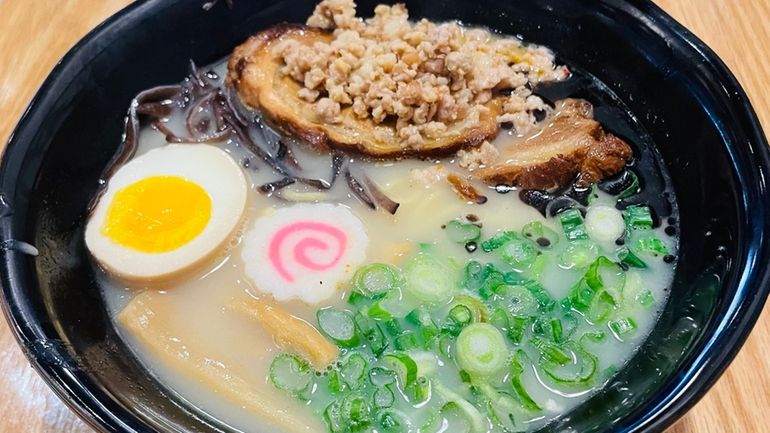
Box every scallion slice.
[378,408,411,431]
[559,208,589,241]
[585,205,626,243]
[373,384,396,408]
[609,317,637,339]
[480,231,518,252]
[634,234,670,256]
[499,234,538,271]
[353,263,401,296]
[445,220,482,243]
[624,205,654,230]
[618,247,648,268]
[559,239,599,269]
[339,353,368,389]
[540,342,598,386]
[521,221,559,249]
[269,354,312,394]
[456,323,508,377]
[394,331,419,350]
[317,308,359,348]
[403,254,456,303]
[383,353,418,389]
[369,366,397,386]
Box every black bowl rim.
[1,1,769,432]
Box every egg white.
[85,144,247,282]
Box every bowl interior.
[1,0,769,432]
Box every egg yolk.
[101,176,211,253]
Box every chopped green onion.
[369,366,397,386]
[327,369,344,394]
[481,231,518,252]
[383,353,418,389]
[339,353,368,390]
[484,389,519,431]
[353,263,401,296]
[450,295,490,322]
[382,318,402,337]
[373,384,396,408]
[456,323,508,377]
[531,336,571,365]
[411,376,431,403]
[540,342,597,386]
[433,383,487,433]
[367,300,394,320]
[445,220,482,243]
[403,254,456,303]
[609,317,637,339]
[559,239,599,269]
[617,170,640,199]
[559,208,589,241]
[509,351,541,411]
[505,276,555,311]
[323,400,346,433]
[317,308,359,348]
[585,205,625,243]
[634,234,670,256]
[269,354,312,394]
[405,307,439,345]
[394,331,419,350]
[449,304,473,326]
[495,284,539,315]
[378,408,410,431]
[637,289,656,307]
[521,221,559,249]
[341,393,370,429]
[347,290,371,307]
[618,246,648,268]
[499,234,538,271]
[588,290,617,323]
[625,205,654,230]
[507,315,529,344]
[353,312,387,355]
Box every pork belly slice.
[474,99,633,190]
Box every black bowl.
[1,0,769,432]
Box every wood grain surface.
[0,1,768,432]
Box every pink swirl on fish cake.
[268,221,348,283]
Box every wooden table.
[0,1,768,432]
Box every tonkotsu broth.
[99,58,677,433]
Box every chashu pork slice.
[226,24,502,158]
[474,99,633,190]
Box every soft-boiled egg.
[85,144,247,282]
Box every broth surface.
[100,59,677,433]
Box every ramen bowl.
[1,0,768,432]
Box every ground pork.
[456,140,500,171]
[277,0,568,148]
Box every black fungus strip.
[295,177,332,190]
[185,91,218,135]
[152,120,231,144]
[362,175,400,215]
[345,168,376,210]
[136,101,174,117]
[219,109,290,175]
[330,153,345,185]
[259,178,296,194]
[275,140,303,170]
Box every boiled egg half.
[85,144,247,282]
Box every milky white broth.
[99,60,676,433]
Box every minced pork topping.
[273,0,569,148]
